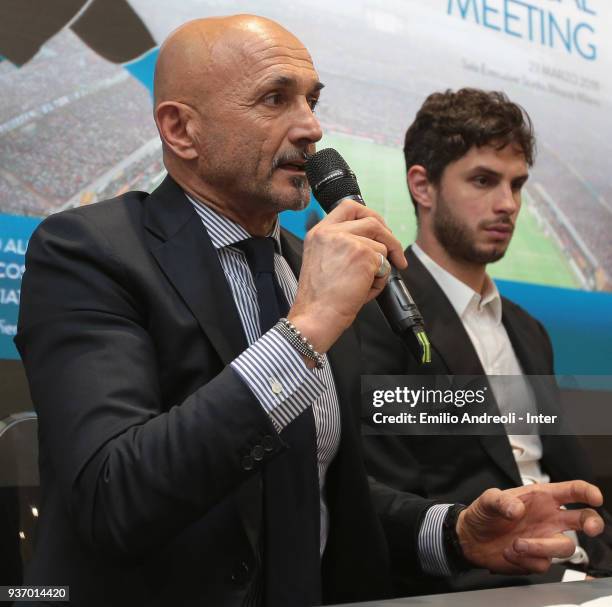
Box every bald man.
[16,15,605,607]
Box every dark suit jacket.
[358,246,612,594]
[15,177,438,607]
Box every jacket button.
[231,560,251,587]
[241,455,254,471]
[252,445,264,461]
[262,435,275,452]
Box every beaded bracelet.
[274,318,325,369]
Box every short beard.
[432,192,510,265]
[288,175,310,210]
[197,145,311,213]
[253,174,310,213]
[267,149,311,211]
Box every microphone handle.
[327,196,431,365]
[377,268,431,365]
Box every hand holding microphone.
[303,148,431,364]
[287,196,406,356]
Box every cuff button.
[241,455,254,471]
[262,435,275,452]
[269,378,283,394]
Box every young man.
[360,88,612,594]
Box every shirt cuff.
[418,503,453,576]
[231,327,327,432]
[562,568,588,582]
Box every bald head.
[153,15,308,108]
[153,14,322,231]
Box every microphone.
[305,148,431,365]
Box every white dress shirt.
[412,244,588,576]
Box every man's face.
[430,144,529,265]
[192,30,323,214]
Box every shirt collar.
[412,243,502,324]
[185,192,282,253]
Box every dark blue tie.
[235,237,289,333]
[235,236,321,606]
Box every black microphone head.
[305,148,362,212]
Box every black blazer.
[358,246,612,594]
[15,177,438,606]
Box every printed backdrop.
[0,0,611,372]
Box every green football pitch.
[320,132,579,289]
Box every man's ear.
[155,101,199,160]
[407,165,435,214]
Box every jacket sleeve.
[15,210,283,558]
[367,474,443,574]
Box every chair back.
[0,412,40,584]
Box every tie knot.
[235,237,276,275]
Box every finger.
[511,534,575,560]
[325,199,388,226]
[583,510,605,537]
[367,275,390,301]
[387,248,407,271]
[347,239,389,282]
[371,254,391,279]
[352,235,388,259]
[502,547,552,575]
[558,508,605,537]
[365,251,391,300]
[373,258,391,282]
[332,217,404,267]
[478,487,525,521]
[331,216,392,246]
[325,207,407,269]
[540,481,603,508]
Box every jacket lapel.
[501,304,581,480]
[143,177,259,553]
[502,304,545,375]
[143,176,248,365]
[403,247,521,486]
[403,248,483,375]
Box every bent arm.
[15,211,307,557]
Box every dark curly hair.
[403,88,535,213]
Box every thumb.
[478,488,525,521]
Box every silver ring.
[375,253,391,278]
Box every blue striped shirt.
[186,194,340,556]
[186,193,451,575]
